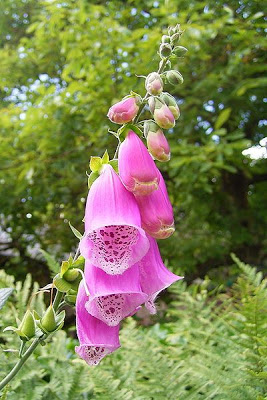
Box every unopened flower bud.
[149,98,175,130]
[19,310,35,340]
[64,268,79,282]
[166,70,184,86]
[41,305,57,332]
[161,35,171,44]
[170,33,181,46]
[145,121,170,162]
[173,46,188,57]
[160,93,180,120]
[159,43,172,58]
[107,96,140,124]
[145,72,163,96]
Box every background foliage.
[0,0,266,282]
[0,257,266,399]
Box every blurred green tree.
[0,0,266,283]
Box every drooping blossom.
[84,262,147,326]
[80,164,149,275]
[139,235,183,313]
[107,96,139,124]
[118,130,160,196]
[148,97,175,130]
[145,72,163,96]
[135,172,175,239]
[75,283,120,365]
[145,121,170,162]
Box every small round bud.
[64,268,79,282]
[173,46,188,57]
[145,72,163,96]
[19,310,35,340]
[41,305,57,332]
[159,43,172,58]
[166,70,184,85]
[170,33,181,46]
[161,35,170,44]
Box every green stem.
[0,290,64,392]
[52,291,64,311]
[0,338,40,391]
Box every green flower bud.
[63,268,79,282]
[172,46,188,57]
[19,310,35,340]
[159,43,172,58]
[161,35,171,44]
[170,33,181,46]
[166,70,184,86]
[41,306,57,332]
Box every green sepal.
[71,256,84,269]
[60,261,69,278]
[88,171,99,188]
[89,156,102,172]
[65,293,77,306]
[19,310,36,339]
[109,159,118,173]
[53,273,73,292]
[102,150,109,164]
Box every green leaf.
[215,108,231,130]
[0,288,13,310]
[68,222,83,240]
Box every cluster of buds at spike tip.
[159,24,187,60]
[107,94,141,124]
[144,121,170,162]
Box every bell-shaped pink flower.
[84,262,147,326]
[135,172,175,239]
[118,130,160,196]
[75,283,120,365]
[80,164,149,275]
[107,96,139,124]
[149,98,175,130]
[145,121,170,162]
[139,236,183,314]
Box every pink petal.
[84,262,147,326]
[75,283,120,365]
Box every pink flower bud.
[107,96,139,124]
[160,92,180,120]
[135,172,175,239]
[145,72,163,96]
[118,130,160,196]
[145,121,170,162]
[148,97,175,129]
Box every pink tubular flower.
[80,164,149,275]
[135,172,175,239]
[139,236,183,314]
[107,96,139,124]
[118,130,160,196]
[145,121,170,162]
[84,262,147,326]
[75,283,120,365]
